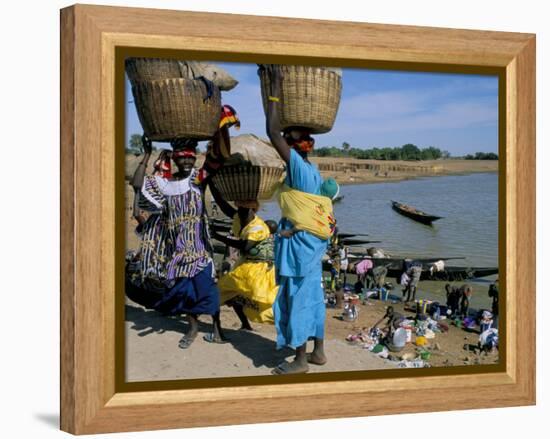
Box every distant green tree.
[441,150,451,159]
[401,143,421,160]
[128,134,143,154]
[312,143,450,161]
[465,152,498,160]
[420,146,442,160]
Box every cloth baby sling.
[278,184,336,240]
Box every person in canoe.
[263,64,336,374]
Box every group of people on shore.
[125,66,334,375]
[444,283,473,319]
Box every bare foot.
[271,360,309,375]
[203,332,229,344]
[178,334,196,349]
[307,351,327,365]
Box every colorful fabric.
[131,171,211,285]
[278,185,336,240]
[355,259,373,275]
[218,215,278,323]
[245,237,274,262]
[153,151,172,179]
[219,104,240,130]
[293,138,315,153]
[126,262,219,316]
[199,104,239,181]
[275,149,328,277]
[274,149,328,348]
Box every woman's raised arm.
[264,65,291,164]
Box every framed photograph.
[60,4,535,434]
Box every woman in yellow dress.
[209,189,279,328]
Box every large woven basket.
[211,165,285,201]
[259,65,342,134]
[125,58,183,83]
[131,78,221,141]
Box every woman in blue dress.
[263,65,329,374]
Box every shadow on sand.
[125,304,294,369]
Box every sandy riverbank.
[309,156,498,185]
[125,286,498,381]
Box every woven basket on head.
[131,78,221,141]
[125,58,239,91]
[211,165,285,201]
[125,58,184,83]
[259,65,342,134]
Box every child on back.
[278,178,339,238]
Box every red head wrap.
[172,147,196,158]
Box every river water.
[260,172,498,267]
[258,172,499,308]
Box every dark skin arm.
[209,180,237,219]
[211,231,257,253]
[131,134,153,224]
[203,123,233,199]
[202,124,231,181]
[264,65,291,164]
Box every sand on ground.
[125,299,396,381]
[125,287,498,382]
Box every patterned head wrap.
[284,129,315,153]
[219,104,240,130]
[293,138,315,153]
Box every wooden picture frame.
[60,4,535,434]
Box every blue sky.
[126,62,498,156]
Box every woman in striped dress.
[126,135,226,349]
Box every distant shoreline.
[125,152,498,186]
[309,157,498,186]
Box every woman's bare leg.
[272,343,309,374]
[307,338,327,365]
[232,303,253,331]
[178,313,199,349]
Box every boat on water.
[386,266,498,282]
[320,258,497,282]
[333,195,344,203]
[211,239,497,282]
[391,200,442,225]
